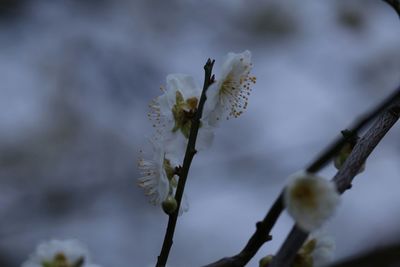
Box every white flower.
[21,239,101,267]
[284,171,340,232]
[310,232,335,267]
[138,137,189,214]
[148,73,214,150]
[204,50,256,126]
[295,232,335,267]
[138,138,172,206]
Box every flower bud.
[334,143,365,173]
[162,196,178,215]
[259,255,273,267]
[334,130,365,173]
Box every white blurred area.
[0,0,400,266]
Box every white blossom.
[311,232,335,267]
[148,73,214,150]
[21,239,101,267]
[138,138,173,206]
[204,50,256,126]
[294,231,335,267]
[284,171,340,232]
[138,137,189,214]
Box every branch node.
[211,74,216,84]
[347,183,352,190]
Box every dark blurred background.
[0,0,400,266]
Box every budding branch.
[202,87,400,267]
[155,59,215,267]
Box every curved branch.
[269,99,400,267]
[383,0,400,18]
[201,87,400,267]
[329,242,400,267]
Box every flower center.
[171,91,198,138]
[41,253,84,267]
[290,179,317,209]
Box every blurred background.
[1,0,400,266]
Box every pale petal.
[196,124,215,150]
[284,171,340,232]
[179,193,190,215]
[166,73,200,100]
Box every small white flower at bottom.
[310,232,335,267]
[284,171,340,232]
[138,137,189,215]
[21,239,101,267]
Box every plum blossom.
[310,232,336,267]
[294,231,335,267]
[138,137,189,214]
[148,73,214,150]
[284,171,340,232]
[138,138,171,206]
[21,239,101,267]
[204,50,256,126]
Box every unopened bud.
[162,196,177,215]
[259,255,273,267]
[334,143,365,173]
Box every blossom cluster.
[138,51,256,214]
[259,232,335,267]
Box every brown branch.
[268,2,400,265]
[201,195,283,267]
[383,0,400,18]
[329,242,400,267]
[201,87,400,267]
[269,98,400,267]
[156,59,215,267]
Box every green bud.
[259,255,273,267]
[301,239,316,255]
[162,196,178,215]
[334,143,365,173]
[293,253,313,267]
[334,130,365,173]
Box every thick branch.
[329,242,400,267]
[202,87,400,267]
[306,88,400,173]
[156,59,215,267]
[269,99,400,267]
[383,0,400,18]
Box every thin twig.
[156,59,215,267]
[269,99,400,267]
[202,195,283,267]
[201,87,400,267]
